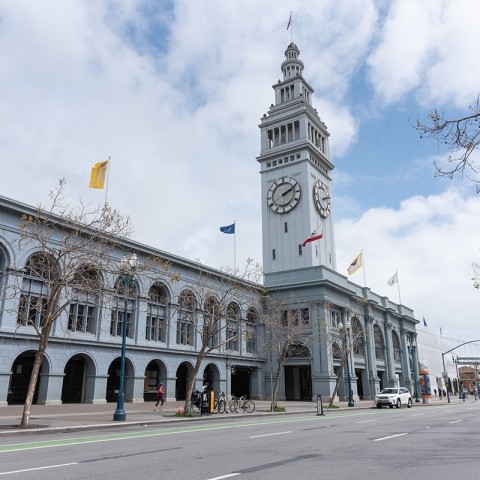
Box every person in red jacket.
[153,383,165,411]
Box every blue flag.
[220,223,235,234]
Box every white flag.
[387,272,398,286]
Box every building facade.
[0,43,419,406]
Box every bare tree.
[415,95,480,190]
[261,294,313,411]
[12,179,135,427]
[180,259,263,414]
[327,315,365,408]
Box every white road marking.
[412,414,424,417]
[356,420,376,424]
[373,433,408,442]
[250,431,291,439]
[449,420,463,424]
[206,474,240,480]
[0,462,78,475]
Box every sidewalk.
[0,397,463,438]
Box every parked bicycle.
[213,391,227,414]
[230,395,255,413]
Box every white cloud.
[368,0,480,107]
[0,0,479,342]
[336,189,480,340]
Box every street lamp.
[113,253,138,422]
[452,354,461,399]
[338,320,354,407]
[407,339,420,403]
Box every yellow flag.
[89,161,108,189]
[347,252,363,275]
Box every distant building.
[0,43,418,406]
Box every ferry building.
[0,43,419,406]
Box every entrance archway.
[106,357,134,403]
[175,362,194,400]
[144,360,167,401]
[61,354,96,403]
[8,351,47,405]
[202,363,219,392]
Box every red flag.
[287,13,292,30]
[302,231,323,247]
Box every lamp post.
[338,320,354,407]
[407,339,420,402]
[452,354,461,399]
[441,340,480,405]
[113,253,138,422]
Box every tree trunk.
[271,344,288,411]
[20,321,53,428]
[328,358,347,408]
[183,347,207,414]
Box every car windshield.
[380,388,398,394]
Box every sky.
[1,0,480,342]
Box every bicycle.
[230,395,255,413]
[189,390,202,413]
[213,391,227,414]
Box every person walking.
[473,385,478,401]
[462,386,467,402]
[154,383,165,411]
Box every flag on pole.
[302,230,323,247]
[347,252,363,276]
[220,223,235,234]
[89,161,108,189]
[287,13,292,30]
[423,317,428,327]
[387,271,398,286]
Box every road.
[0,402,478,479]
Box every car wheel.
[389,405,394,408]
[376,404,382,408]
[407,398,412,408]
[396,399,401,409]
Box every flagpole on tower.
[104,156,111,206]
[361,249,366,287]
[287,12,293,41]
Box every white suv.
[375,387,412,409]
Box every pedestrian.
[443,389,447,398]
[438,389,442,399]
[473,385,478,401]
[153,383,165,411]
[462,386,467,402]
[434,389,437,396]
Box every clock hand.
[282,186,295,196]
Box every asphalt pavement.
[0,395,467,437]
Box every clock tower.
[258,43,336,275]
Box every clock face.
[313,180,331,217]
[267,176,301,213]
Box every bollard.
[316,394,324,416]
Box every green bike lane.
[0,410,377,454]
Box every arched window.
[373,324,385,360]
[68,265,101,334]
[203,296,219,348]
[286,342,310,358]
[177,289,195,345]
[392,331,401,362]
[226,302,240,351]
[110,274,138,338]
[245,307,258,353]
[351,317,365,357]
[332,342,342,360]
[17,253,59,328]
[146,283,169,342]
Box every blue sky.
[1,0,480,342]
